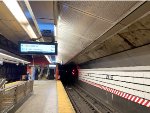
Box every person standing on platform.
[27,72,31,80]
[22,75,26,81]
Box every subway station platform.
[14,80,75,113]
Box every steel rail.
[75,85,115,113]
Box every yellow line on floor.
[57,80,75,113]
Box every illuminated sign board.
[19,41,57,55]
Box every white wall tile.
[134,90,144,98]
[143,85,150,93]
[143,79,150,85]
[80,69,150,100]
[144,92,150,100]
[133,84,144,92]
[133,72,144,77]
[143,72,150,78]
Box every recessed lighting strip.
[0,53,30,64]
[3,0,38,39]
[3,0,52,64]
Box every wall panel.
[79,66,150,108]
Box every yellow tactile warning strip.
[57,80,75,113]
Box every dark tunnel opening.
[58,62,79,86]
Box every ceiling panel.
[0,2,30,44]
[0,25,29,43]
[29,1,55,42]
[0,2,16,20]
[59,4,97,36]
[1,20,23,32]
[0,30,18,42]
[57,1,143,63]
[73,13,150,64]
[58,41,81,52]
[57,3,113,63]
[0,21,9,31]
[82,19,112,40]
[15,31,29,40]
[63,1,139,22]
[29,1,54,22]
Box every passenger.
[27,72,31,80]
[22,75,26,81]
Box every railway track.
[66,85,119,113]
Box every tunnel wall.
[79,67,150,106]
[78,44,150,112]
[78,67,150,113]
[80,44,150,68]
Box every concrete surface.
[15,80,57,113]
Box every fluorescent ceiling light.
[3,0,37,39]
[0,52,30,64]
[3,0,52,64]
[45,55,51,63]
[49,64,56,68]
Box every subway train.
[58,62,78,86]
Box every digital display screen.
[19,41,57,55]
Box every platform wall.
[79,67,150,101]
[78,80,150,113]
[80,44,150,68]
[78,43,150,112]
[79,67,150,107]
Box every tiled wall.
[79,66,150,107]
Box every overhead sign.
[19,41,57,55]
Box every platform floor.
[15,80,58,113]
[14,80,75,113]
[57,81,75,113]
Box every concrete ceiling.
[0,1,55,43]
[1,1,150,65]
[57,1,144,63]
[29,1,55,42]
[0,2,30,44]
[29,1,54,23]
[70,1,150,64]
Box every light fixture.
[61,60,63,65]
[45,55,51,63]
[0,53,30,64]
[0,60,3,65]
[3,0,55,64]
[3,0,38,39]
